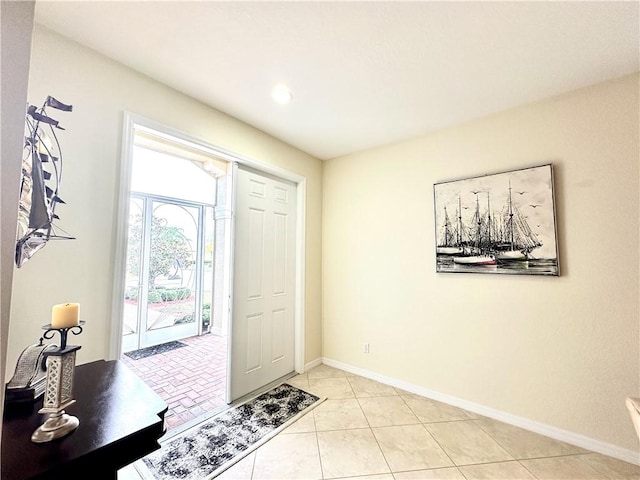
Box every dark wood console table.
[2,359,168,479]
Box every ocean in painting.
[436,256,558,275]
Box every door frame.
[109,112,306,382]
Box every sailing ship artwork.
[433,164,559,276]
[15,96,74,267]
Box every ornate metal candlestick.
[31,322,84,443]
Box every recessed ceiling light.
[272,85,293,105]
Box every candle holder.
[31,322,84,443]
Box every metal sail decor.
[433,164,559,276]
[16,96,75,267]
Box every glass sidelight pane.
[202,206,215,333]
[145,202,200,332]
[123,197,144,337]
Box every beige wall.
[7,19,638,458]
[1,1,35,468]
[323,74,639,452]
[7,26,322,372]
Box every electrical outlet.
[363,343,370,354]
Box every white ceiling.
[35,1,639,160]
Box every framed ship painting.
[433,164,559,276]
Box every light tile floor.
[119,364,640,480]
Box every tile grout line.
[317,374,390,479]
[419,421,462,475]
[314,429,326,480]
[351,378,398,478]
[400,395,476,478]
[306,392,326,480]
[397,391,466,476]
[517,459,541,480]
[468,417,617,478]
[248,449,257,480]
[322,377,363,479]
[470,417,531,467]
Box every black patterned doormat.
[124,341,187,360]
[137,383,324,480]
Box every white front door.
[230,167,297,401]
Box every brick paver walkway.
[121,333,228,430]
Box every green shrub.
[175,313,195,324]
[160,289,178,302]
[147,290,163,303]
[175,287,191,300]
[124,286,138,300]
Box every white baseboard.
[210,326,223,337]
[322,357,640,466]
[304,357,322,372]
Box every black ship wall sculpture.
[16,96,74,267]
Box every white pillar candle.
[51,303,80,328]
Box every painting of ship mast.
[434,164,559,275]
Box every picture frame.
[433,164,559,276]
